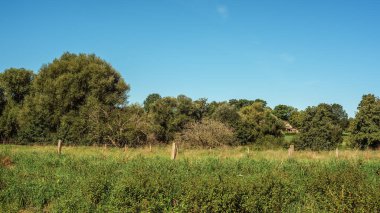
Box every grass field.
[1,145,380,212]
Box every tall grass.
[1,145,379,212]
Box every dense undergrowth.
[0,146,380,212]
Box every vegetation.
[350,94,380,149]
[1,145,379,212]
[1,52,380,150]
[235,102,284,145]
[175,119,236,148]
[295,104,345,151]
[272,104,297,121]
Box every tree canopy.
[235,102,284,145]
[0,68,34,142]
[273,104,297,121]
[295,103,344,150]
[350,94,380,149]
[0,52,373,151]
[18,53,129,144]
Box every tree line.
[0,53,379,150]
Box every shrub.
[175,119,236,148]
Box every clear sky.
[1,0,380,117]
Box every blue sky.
[1,0,380,117]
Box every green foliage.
[0,104,22,142]
[273,104,297,121]
[0,68,34,142]
[296,103,344,150]
[235,102,284,145]
[229,98,267,109]
[289,110,304,129]
[211,103,240,127]
[206,101,225,116]
[143,93,161,112]
[1,148,379,212]
[18,53,129,144]
[0,68,34,104]
[350,94,380,149]
[149,95,207,143]
[331,103,349,130]
[192,98,208,121]
[150,97,181,142]
[0,52,376,150]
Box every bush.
[175,119,236,148]
[253,135,286,150]
[1,148,380,212]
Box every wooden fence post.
[171,142,177,160]
[124,144,127,152]
[57,139,62,155]
[335,148,339,158]
[288,145,294,157]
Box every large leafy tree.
[149,97,181,142]
[235,102,284,145]
[289,111,304,129]
[0,68,34,142]
[19,53,129,144]
[0,68,34,104]
[148,95,206,143]
[331,103,349,130]
[212,103,240,127]
[296,103,344,150]
[143,93,161,112]
[350,94,380,149]
[273,104,297,121]
[192,98,208,121]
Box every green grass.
[1,145,380,212]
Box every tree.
[331,103,349,130]
[86,102,150,147]
[350,94,380,149]
[19,53,129,144]
[143,93,161,112]
[229,98,267,109]
[0,68,34,142]
[273,105,297,121]
[192,98,208,121]
[296,103,343,150]
[0,68,34,104]
[211,103,240,127]
[206,101,225,117]
[177,95,195,117]
[289,110,304,129]
[149,95,204,143]
[235,102,284,145]
[149,97,180,142]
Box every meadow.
[1,145,380,212]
